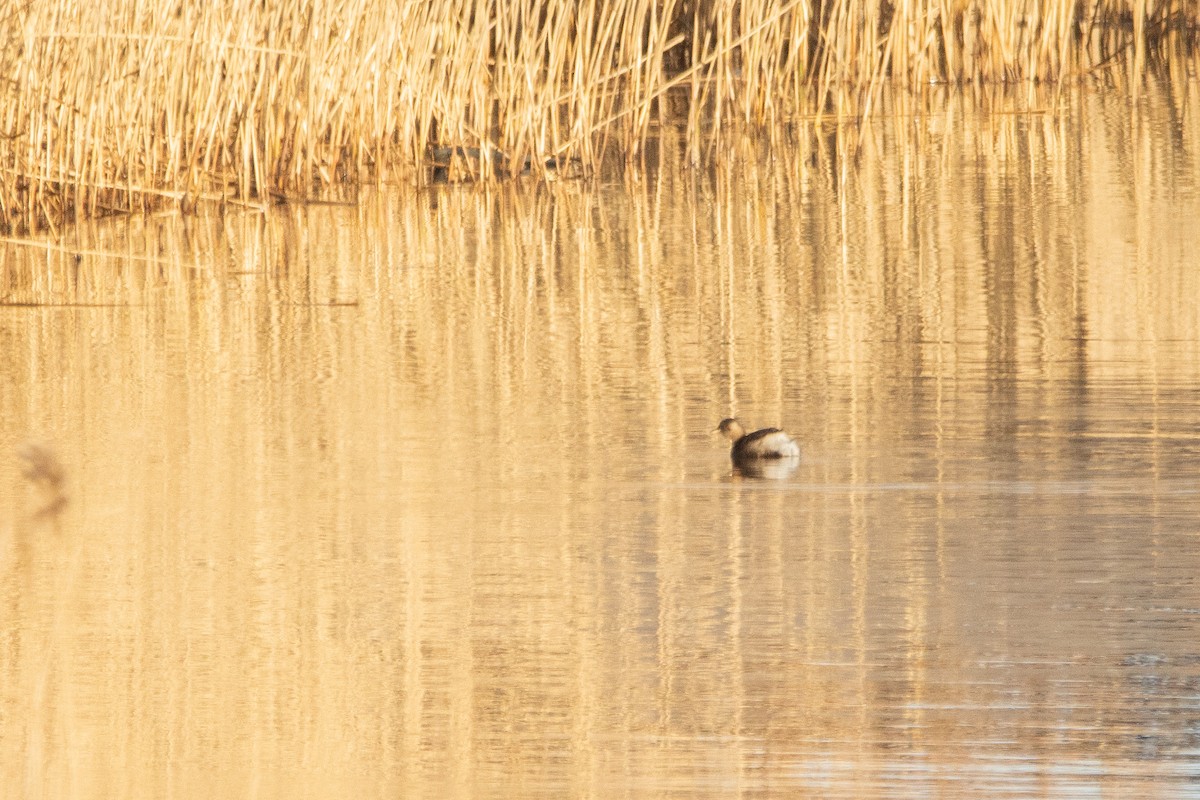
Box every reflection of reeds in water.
[3,79,1198,410]
[0,80,1196,487]
[1,0,1196,232]
[1,78,1199,795]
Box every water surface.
[2,81,1200,798]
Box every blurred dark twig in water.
[17,440,68,520]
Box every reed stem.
[0,0,1195,232]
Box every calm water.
[3,82,1200,798]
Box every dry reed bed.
[0,0,1196,233]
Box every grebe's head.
[716,418,746,441]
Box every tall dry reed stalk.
[0,0,1195,233]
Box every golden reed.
[0,0,1194,233]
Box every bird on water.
[716,418,801,463]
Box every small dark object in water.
[427,146,582,183]
[17,439,68,518]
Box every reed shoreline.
[1,0,1196,234]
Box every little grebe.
[716,418,801,462]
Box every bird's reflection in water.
[732,457,799,480]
